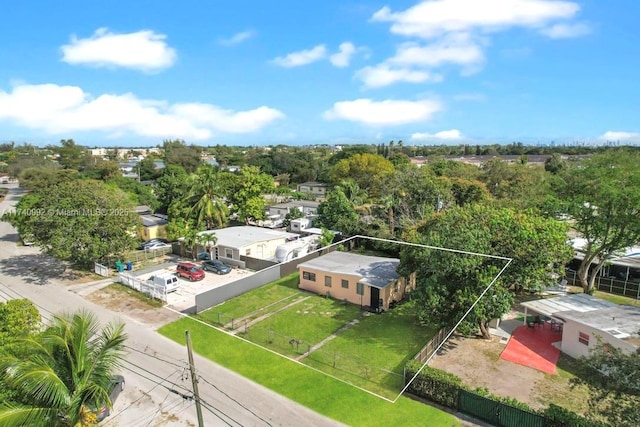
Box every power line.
[199,375,274,427]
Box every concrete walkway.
[296,318,360,361]
[227,295,312,334]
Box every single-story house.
[198,226,299,262]
[521,293,640,359]
[138,213,169,241]
[267,200,320,218]
[297,251,414,312]
[296,181,329,198]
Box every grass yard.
[593,290,640,307]
[303,300,435,399]
[532,354,591,415]
[159,317,460,427]
[244,296,362,356]
[195,273,302,326]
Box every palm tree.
[187,164,228,230]
[0,310,127,426]
[195,231,218,260]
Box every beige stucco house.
[198,226,299,262]
[297,251,414,312]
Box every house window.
[394,282,399,292]
[341,279,349,289]
[578,332,590,346]
[303,271,316,281]
[356,282,364,295]
[325,276,332,287]
[225,248,233,258]
[245,248,251,256]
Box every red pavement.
[500,324,561,374]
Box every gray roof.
[198,226,297,249]
[521,293,615,318]
[271,200,320,209]
[557,305,640,343]
[298,251,400,289]
[140,214,168,227]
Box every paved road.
[0,185,344,427]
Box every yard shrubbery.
[404,360,604,426]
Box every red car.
[176,262,205,281]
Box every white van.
[147,273,179,293]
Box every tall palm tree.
[187,164,229,230]
[195,231,218,260]
[0,310,127,427]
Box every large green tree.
[330,153,394,198]
[3,180,139,266]
[155,165,190,214]
[162,139,202,174]
[316,188,359,234]
[0,299,41,348]
[0,310,127,427]
[228,166,274,224]
[401,205,571,339]
[185,164,229,230]
[560,150,640,294]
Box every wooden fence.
[413,326,453,364]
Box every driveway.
[133,262,255,312]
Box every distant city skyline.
[1,1,639,147]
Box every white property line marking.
[162,234,515,404]
[162,305,399,402]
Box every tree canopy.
[400,205,571,338]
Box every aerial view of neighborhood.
[1,1,639,426]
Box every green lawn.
[593,290,640,307]
[244,296,362,356]
[159,317,460,427]
[195,273,302,326]
[303,300,435,399]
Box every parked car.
[95,375,125,422]
[147,273,179,293]
[198,251,211,260]
[139,238,168,250]
[143,241,172,251]
[176,262,205,281]
[202,260,231,275]
[21,233,35,246]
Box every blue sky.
[1,0,639,147]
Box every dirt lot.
[429,317,590,414]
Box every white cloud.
[372,0,581,39]
[272,45,327,67]
[411,129,464,140]
[61,28,177,72]
[330,42,357,67]
[219,30,256,46]
[599,131,640,142]
[323,98,442,126]
[357,64,442,88]
[540,22,590,38]
[390,35,485,68]
[0,83,284,140]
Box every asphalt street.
[0,184,345,427]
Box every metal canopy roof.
[521,293,616,319]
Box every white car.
[143,242,172,251]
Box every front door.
[370,287,380,310]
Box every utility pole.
[185,330,205,427]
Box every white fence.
[117,272,168,303]
[94,262,109,277]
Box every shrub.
[405,360,462,409]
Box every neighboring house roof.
[571,237,640,269]
[521,293,615,319]
[134,205,153,215]
[270,200,320,210]
[140,214,168,227]
[557,305,640,345]
[198,226,297,249]
[298,181,328,188]
[298,251,400,289]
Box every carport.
[520,293,616,325]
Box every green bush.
[542,404,607,427]
[405,360,462,409]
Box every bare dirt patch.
[86,284,181,329]
[429,334,590,414]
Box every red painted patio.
[500,324,561,374]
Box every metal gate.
[458,390,545,427]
